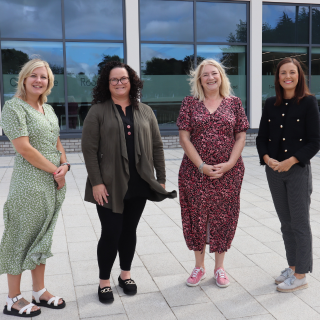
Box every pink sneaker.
[214,268,230,288]
[186,267,206,287]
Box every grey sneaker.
[275,268,294,284]
[277,275,308,293]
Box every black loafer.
[98,286,114,303]
[118,276,137,295]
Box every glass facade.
[0,0,125,133]
[262,4,320,109]
[140,0,248,130]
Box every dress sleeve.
[176,97,193,132]
[0,100,29,141]
[233,97,249,134]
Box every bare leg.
[7,274,40,312]
[214,252,226,270]
[194,244,206,270]
[100,279,111,288]
[31,264,63,304]
[120,270,131,280]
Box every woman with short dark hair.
[257,57,320,292]
[82,61,176,303]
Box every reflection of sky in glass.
[197,2,247,42]
[198,45,245,59]
[140,0,193,41]
[66,43,124,79]
[64,0,123,40]
[1,41,63,67]
[141,44,193,71]
[263,5,308,29]
[0,0,62,38]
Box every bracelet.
[267,159,270,167]
[198,162,205,173]
[61,162,71,171]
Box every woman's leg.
[118,197,146,280]
[214,252,226,270]
[194,244,206,269]
[31,264,63,304]
[7,273,40,312]
[96,205,123,288]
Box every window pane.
[0,0,62,39]
[262,47,308,108]
[64,0,123,40]
[141,44,193,129]
[197,45,247,113]
[140,0,193,42]
[197,2,247,43]
[263,5,309,44]
[66,42,124,130]
[1,41,65,128]
[312,7,320,44]
[311,48,320,106]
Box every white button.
[283,138,285,141]
[268,119,271,122]
[269,139,271,141]
[285,150,287,152]
[297,119,300,122]
[280,125,283,128]
[285,103,288,105]
[300,139,302,141]
[282,114,285,116]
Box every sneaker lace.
[215,269,226,279]
[284,275,296,286]
[191,268,201,278]
[281,268,292,277]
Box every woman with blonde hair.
[177,58,249,288]
[0,59,68,317]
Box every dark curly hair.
[92,61,143,108]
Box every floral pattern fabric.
[0,97,66,275]
[177,96,249,253]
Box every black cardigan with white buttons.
[256,95,320,166]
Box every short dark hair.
[92,61,143,108]
[274,57,311,106]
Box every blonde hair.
[15,59,54,105]
[189,58,232,101]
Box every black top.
[115,104,151,199]
[256,95,320,167]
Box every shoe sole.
[277,283,308,293]
[275,280,283,285]
[186,273,206,287]
[213,274,230,288]
[118,283,137,295]
[98,297,114,304]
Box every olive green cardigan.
[81,99,177,213]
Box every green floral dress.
[0,97,66,275]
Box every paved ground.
[1,146,320,320]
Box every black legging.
[96,197,147,280]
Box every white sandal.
[32,288,66,309]
[3,294,41,317]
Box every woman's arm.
[12,136,57,173]
[179,130,222,179]
[57,137,67,164]
[54,138,69,188]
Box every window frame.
[0,0,127,136]
[139,0,250,134]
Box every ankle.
[100,279,111,288]
[120,270,131,280]
[294,273,305,279]
[215,266,224,271]
[8,292,21,299]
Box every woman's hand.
[274,157,298,173]
[56,177,66,190]
[54,165,68,182]
[268,158,279,170]
[160,183,165,189]
[93,184,109,206]
[211,162,233,178]
[203,164,224,179]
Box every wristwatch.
[61,162,71,171]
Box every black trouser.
[96,197,146,280]
[266,164,313,274]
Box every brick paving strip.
[0,146,320,319]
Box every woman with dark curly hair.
[82,61,176,303]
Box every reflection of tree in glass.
[227,20,247,43]
[312,8,320,44]
[144,55,205,75]
[262,8,309,43]
[1,49,29,74]
[49,64,64,74]
[97,54,122,74]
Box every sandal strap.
[19,303,35,315]
[6,295,23,311]
[32,288,47,303]
[47,296,61,307]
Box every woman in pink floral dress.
[177,59,249,288]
